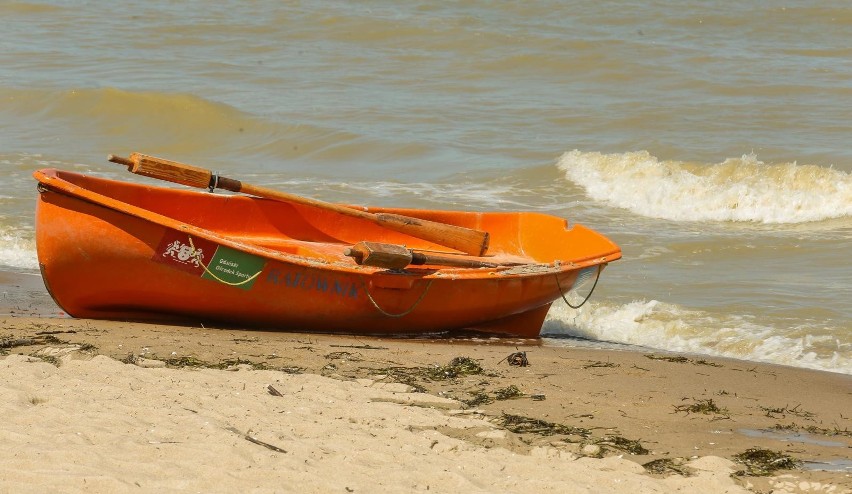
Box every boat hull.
[34,169,621,337]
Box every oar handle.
[108,153,214,189]
[109,153,350,207]
[108,154,403,219]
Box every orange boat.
[33,163,621,337]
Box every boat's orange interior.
[40,169,621,265]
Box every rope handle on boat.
[362,278,434,318]
[188,236,263,287]
[555,264,602,309]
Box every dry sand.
[1,274,850,493]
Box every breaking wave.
[543,299,851,375]
[557,150,852,224]
[0,229,38,272]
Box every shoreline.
[1,270,850,492]
[3,268,848,378]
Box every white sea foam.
[0,231,38,271]
[543,299,851,375]
[557,150,852,223]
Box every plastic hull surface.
[34,169,621,337]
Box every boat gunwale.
[33,168,618,279]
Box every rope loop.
[556,264,602,309]
[363,278,434,318]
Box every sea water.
[1,1,849,374]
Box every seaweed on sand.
[594,435,649,455]
[759,404,814,419]
[496,413,590,438]
[582,360,619,369]
[733,448,801,476]
[33,355,61,366]
[324,351,363,362]
[646,354,689,363]
[673,398,729,418]
[163,355,208,368]
[1,334,64,352]
[494,385,524,400]
[645,354,723,367]
[376,356,485,392]
[463,391,493,407]
[642,458,692,476]
[431,357,484,379]
[129,355,274,371]
[770,422,852,438]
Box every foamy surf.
[543,300,851,375]
[0,230,38,272]
[557,150,852,224]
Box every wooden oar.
[108,153,490,256]
[344,241,513,269]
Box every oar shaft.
[345,241,502,269]
[410,251,499,268]
[108,153,490,256]
[236,182,376,221]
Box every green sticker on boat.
[201,245,266,290]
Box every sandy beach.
[5,2,852,492]
[0,274,849,493]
